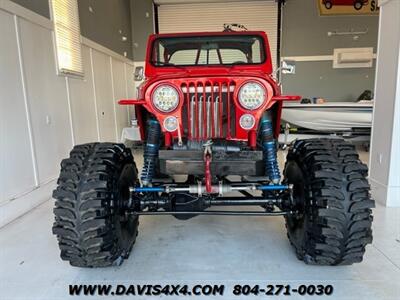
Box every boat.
[281,101,373,132]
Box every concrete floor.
[1,149,399,300]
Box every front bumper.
[158,150,264,176]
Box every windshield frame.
[150,34,267,67]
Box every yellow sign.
[318,0,380,15]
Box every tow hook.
[203,140,213,193]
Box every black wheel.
[354,1,363,10]
[284,139,374,265]
[52,143,139,267]
[324,1,333,9]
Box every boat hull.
[281,102,373,132]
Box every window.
[169,49,248,65]
[169,50,198,65]
[151,35,266,67]
[51,0,83,76]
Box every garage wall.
[9,0,134,59]
[9,0,49,18]
[78,0,133,59]
[281,0,379,101]
[131,0,154,61]
[0,2,136,228]
[369,0,400,207]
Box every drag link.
[132,210,291,216]
[131,184,290,194]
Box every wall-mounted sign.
[318,0,379,15]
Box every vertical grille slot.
[181,80,236,141]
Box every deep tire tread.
[285,139,374,265]
[52,143,138,268]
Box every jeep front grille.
[181,80,236,140]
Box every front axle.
[127,183,293,217]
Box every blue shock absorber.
[141,119,161,186]
[261,114,281,184]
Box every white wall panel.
[111,58,129,139]
[91,49,117,142]
[125,63,136,119]
[126,64,136,98]
[0,2,135,227]
[18,18,73,184]
[67,45,99,144]
[369,0,400,207]
[0,10,36,201]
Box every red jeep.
[52,31,374,267]
[323,0,369,10]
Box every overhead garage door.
[156,0,278,69]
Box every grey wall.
[10,0,50,18]
[281,0,379,101]
[130,0,154,61]
[78,0,133,59]
[11,0,134,59]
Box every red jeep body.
[120,31,299,148]
[323,0,369,9]
[52,30,374,268]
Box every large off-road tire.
[284,139,374,265]
[52,143,139,267]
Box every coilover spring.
[261,115,281,184]
[141,119,161,186]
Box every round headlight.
[239,114,255,130]
[238,82,266,110]
[163,116,178,132]
[152,85,179,113]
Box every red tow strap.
[204,153,212,194]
